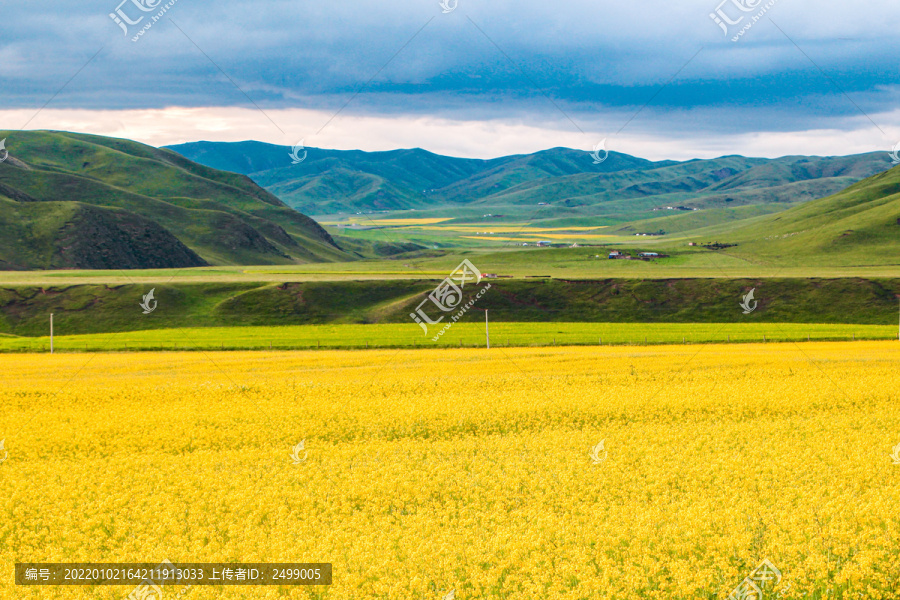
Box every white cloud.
[2,106,898,160]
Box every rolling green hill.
[167,142,892,226]
[167,142,664,215]
[723,163,900,265]
[0,130,350,269]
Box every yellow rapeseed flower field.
[1,342,899,599]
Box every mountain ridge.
[167,141,893,223]
[0,130,350,270]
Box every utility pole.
[50,313,54,354]
[473,306,490,349]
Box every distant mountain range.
[0,131,348,270]
[2,131,894,272]
[167,141,895,225]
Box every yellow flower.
[0,342,898,598]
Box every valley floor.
[1,254,900,285]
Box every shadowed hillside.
[1,278,898,336]
[0,131,350,270]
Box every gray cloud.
[1,0,898,151]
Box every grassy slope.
[722,163,900,265]
[1,278,898,337]
[0,130,349,268]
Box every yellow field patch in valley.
[461,236,539,241]
[462,233,614,241]
[368,218,455,225]
[409,225,608,233]
[520,233,614,239]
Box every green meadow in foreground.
[0,322,895,352]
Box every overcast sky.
[1,0,898,159]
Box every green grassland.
[0,322,894,352]
[723,165,900,265]
[1,246,899,286]
[319,161,900,272]
[0,130,348,269]
[1,279,898,340]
